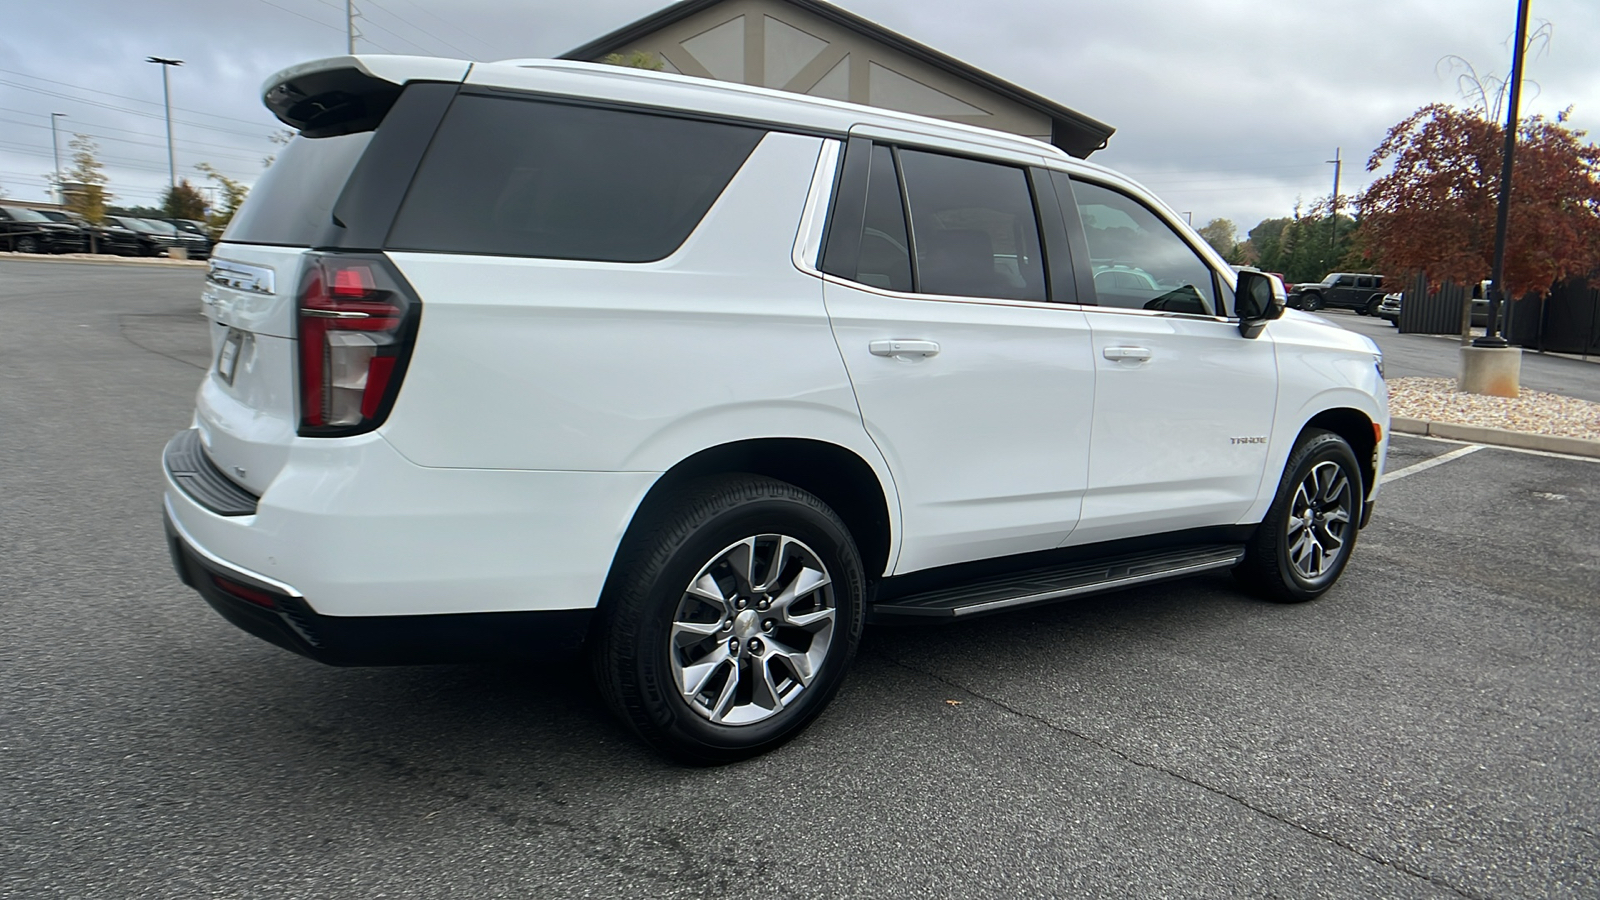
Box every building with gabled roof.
[561,0,1114,158]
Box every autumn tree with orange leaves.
[1358,103,1600,296]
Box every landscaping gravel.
[1388,376,1600,441]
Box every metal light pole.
[1475,0,1531,349]
[50,113,66,206]
[1326,148,1342,252]
[146,56,183,191]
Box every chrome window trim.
[792,139,841,276]
[207,258,277,296]
[817,272,1089,313]
[795,144,1231,325]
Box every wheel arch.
[608,438,896,590]
[1301,407,1379,498]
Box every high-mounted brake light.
[296,254,420,436]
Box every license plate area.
[216,327,246,386]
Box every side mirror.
[1235,268,1286,338]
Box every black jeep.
[1289,272,1387,315]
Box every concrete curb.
[0,252,205,269]
[1391,416,1600,459]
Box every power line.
[381,0,500,57]
[0,80,276,140]
[252,0,344,33]
[0,67,278,129]
[0,107,275,157]
[0,117,269,166]
[364,0,479,58]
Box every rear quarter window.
[384,94,765,263]
[223,132,374,246]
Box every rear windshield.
[385,94,765,263]
[3,206,50,222]
[223,131,374,246]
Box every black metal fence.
[1508,278,1600,358]
[1398,275,1468,335]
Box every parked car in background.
[1377,291,1402,325]
[1289,273,1387,315]
[103,216,209,258]
[104,215,174,256]
[1374,281,1490,329]
[38,210,144,255]
[168,218,217,253]
[137,217,212,258]
[0,205,87,253]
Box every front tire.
[1237,430,1363,603]
[15,235,38,254]
[592,475,865,764]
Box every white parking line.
[1381,444,1483,484]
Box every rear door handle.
[869,340,941,359]
[1102,346,1152,362]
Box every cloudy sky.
[2,0,1597,237]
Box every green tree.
[195,163,249,238]
[163,179,207,220]
[602,51,665,71]
[1197,218,1242,263]
[1247,217,1292,272]
[62,134,110,226]
[1274,205,1359,284]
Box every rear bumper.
[165,501,591,665]
[161,425,656,611]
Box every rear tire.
[1305,293,1324,311]
[15,236,38,254]
[1365,297,1382,316]
[591,475,865,764]
[1236,430,1363,603]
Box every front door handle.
[1102,346,1152,362]
[870,340,941,359]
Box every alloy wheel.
[670,534,836,726]
[1285,461,1353,580]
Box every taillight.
[296,253,420,436]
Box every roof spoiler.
[262,56,471,137]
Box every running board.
[872,544,1247,620]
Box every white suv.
[163,55,1388,763]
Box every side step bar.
[872,544,1247,620]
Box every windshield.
[2,206,51,222]
[138,219,179,235]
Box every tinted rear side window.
[386,94,765,262]
[223,132,374,246]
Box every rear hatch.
[194,56,467,497]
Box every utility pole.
[1476,0,1531,349]
[146,57,183,192]
[346,0,359,53]
[1326,148,1342,253]
[50,113,66,206]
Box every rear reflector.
[296,253,420,436]
[211,573,278,609]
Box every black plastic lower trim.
[165,512,591,666]
[164,429,260,516]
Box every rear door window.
[386,94,765,262]
[897,149,1046,302]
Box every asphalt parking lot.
[3,258,1598,899]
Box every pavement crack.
[879,652,1486,900]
